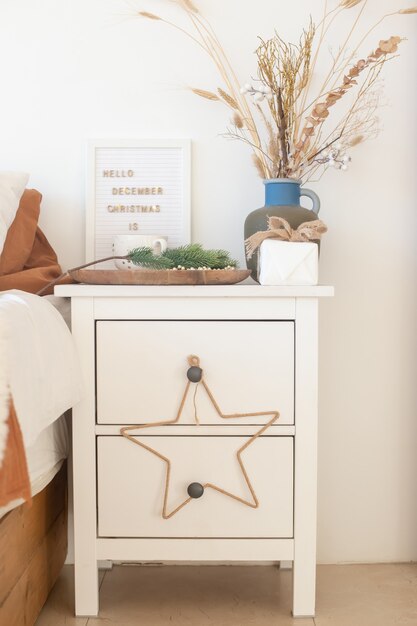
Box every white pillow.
[0,171,30,256]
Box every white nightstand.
[55,284,333,618]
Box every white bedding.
[0,290,83,455]
[0,290,82,515]
[44,294,71,329]
[0,415,69,519]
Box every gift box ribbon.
[245,216,328,259]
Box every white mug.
[112,234,167,270]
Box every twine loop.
[188,355,200,367]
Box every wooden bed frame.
[0,463,67,625]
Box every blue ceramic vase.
[244,178,321,280]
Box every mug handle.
[300,188,321,214]
[152,238,167,255]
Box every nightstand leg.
[73,436,99,616]
[292,553,316,618]
[71,297,99,616]
[292,298,318,618]
[74,559,99,616]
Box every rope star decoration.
[121,355,280,519]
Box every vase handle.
[300,188,320,214]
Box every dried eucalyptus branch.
[293,37,402,170]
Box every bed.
[0,180,82,625]
[0,425,68,626]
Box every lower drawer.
[97,435,293,538]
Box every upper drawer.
[96,321,294,425]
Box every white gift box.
[258,239,318,286]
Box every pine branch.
[128,247,173,269]
[129,244,238,270]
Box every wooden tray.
[69,268,251,286]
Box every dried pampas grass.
[399,7,417,14]
[218,88,239,110]
[233,112,244,129]
[349,135,364,147]
[182,0,199,12]
[339,0,364,7]
[192,88,219,101]
[138,11,161,20]
[252,154,266,178]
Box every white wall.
[1,0,416,564]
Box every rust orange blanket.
[0,402,31,508]
[0,189,69,507]
[0,189,65,296]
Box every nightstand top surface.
[55,283,334,298]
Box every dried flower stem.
[184,7,270,176]
[135,1,412,181]
[316,0,369,105]
[277,88,289,174]
[329,9,399,91]
[295,0,368,134]
[296,1,340,132]
[294,36,401,170]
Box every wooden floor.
[35,563,417,625]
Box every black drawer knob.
[187,482,204,499]
[187,366,203,383]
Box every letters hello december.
[103,170,162,213]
